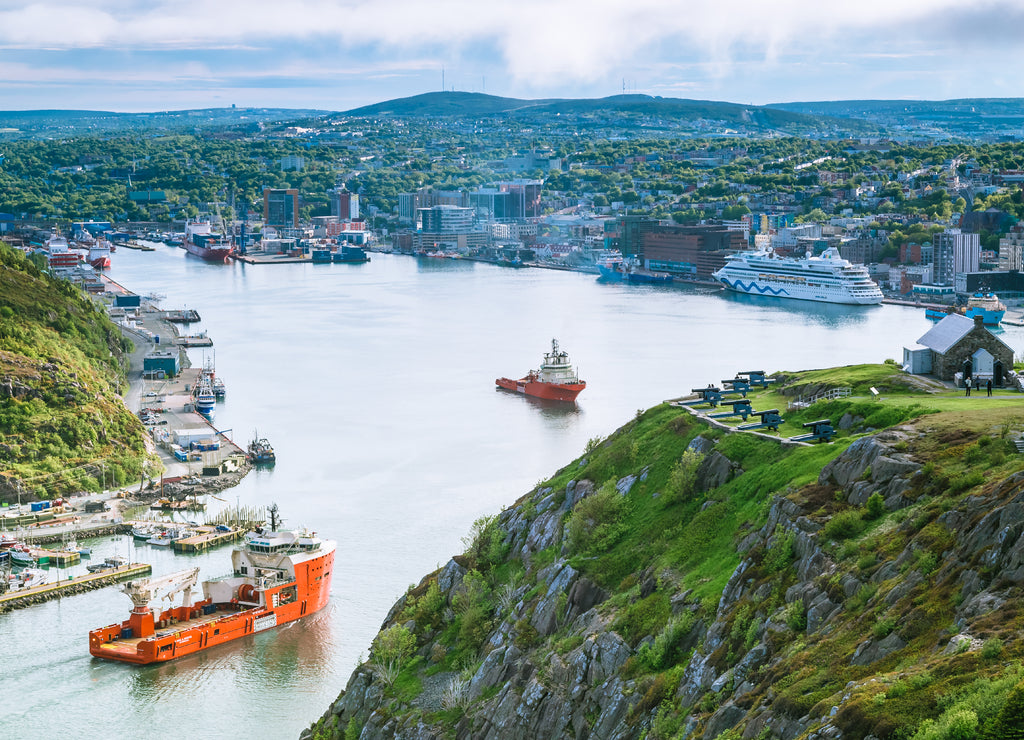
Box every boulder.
[850,632,907,666]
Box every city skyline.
[0,0,1022,112]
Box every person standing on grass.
[965,376,972,396]
[987,378,993,397]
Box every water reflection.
[716,290,876,327]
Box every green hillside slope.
[308,366,1024,740]
[0,242,152,499]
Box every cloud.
[1,0,1022,108]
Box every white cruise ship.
[712,247,883,305]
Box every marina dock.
[0,563,151,611]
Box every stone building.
[904,314,1014,385]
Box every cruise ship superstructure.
[712,247,883,305]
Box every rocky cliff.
[306,385,1024,740]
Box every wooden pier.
[173,525,244,553]
[0,563,151,611]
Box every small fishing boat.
[86,555,126,573]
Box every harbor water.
[3,246,1021,738]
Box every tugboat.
[88,505,335,664]
[495,339,586,403]
[247,435,276,465]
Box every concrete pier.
[0,563,151,611]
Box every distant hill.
[342,91,880,134]
[0,108,329,139]
[768,98,1024,137]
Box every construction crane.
[122,567,200,610]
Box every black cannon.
[709,398,753,420]
[789,418,836,443]
[737,408,783,432]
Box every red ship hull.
[496,376,586,402]
[90,256,111,269]
[184,243,234,262]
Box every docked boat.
[247,436,276,465]
[334,245,370,263]
[89,509,335,664]
[712,247,883,305]
[193,375,216,417]
[44,234,83,269]
[146,529,178,547]
[132,524,158,541]
[495,339,586,403]
[183,221,234,262]
[597,258,673,284]
[7,567,47,591]
[78,236,113,269]
[965,290,1005,325]
[86,555,126,573]
[9,546,35,566]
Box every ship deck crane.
[122,567,201,610]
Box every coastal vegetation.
[308,367,1024,740]
[0,241,152,499]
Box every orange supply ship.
[89,512,335,665]
[496,338,586,403]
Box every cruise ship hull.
[713,247,883,306]
[716,277,882,305]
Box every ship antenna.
[268,502,280,532]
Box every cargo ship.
[965,290,1005,326]
[924,291,1005,326]
[89,509,335,664]
[495,339,586,402]
[182,221,235,262]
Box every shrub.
[614,592,671,646]
[667,449,702,502]
[763,525,796,573]
[784,601,806,632]
[911,708,978,740]
[566,481,628,554]
[370,624,416,687]
[873,616,897,639]
[414,581,446,630]
[981,638,1004,661]
[824,509,867,541]
[635,612,697,672]
[864,492,886,520]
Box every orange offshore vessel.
[495,338,586,403]
[89,512,335,665]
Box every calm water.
[4,247,1019,738]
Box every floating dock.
[162,309,201,323]
[0,563,151,611]
[178,335,213,347]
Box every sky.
[0,0,1022,112]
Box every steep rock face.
[307,427,1024,740]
